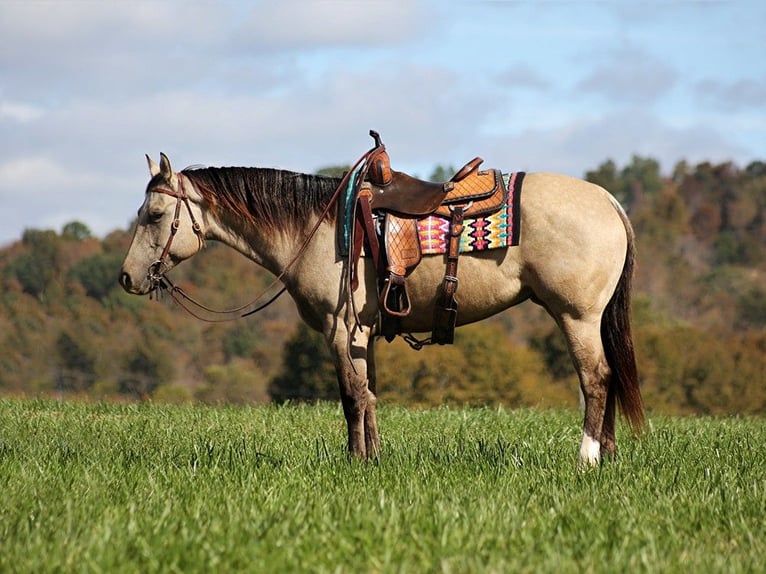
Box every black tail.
[601,203,645,433]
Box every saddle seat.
[365,142,503,218]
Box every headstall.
[146,173,204,291]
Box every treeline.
[0,157,764,415]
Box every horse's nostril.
[119,272,132,290]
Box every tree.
[61,221,93,241]
[315,165,350,178]
[55,332,96,392]
[529,327,573,380]
[428,164,457,182]
[621,155,663,208]
[745,160,766,178]
[118,346,173,399]
[586,159,621,201]
[5,229,63,299]
[375,322,559,408]
[68,252,123,300]
[586,156,663,209]
[269,324,336,402]
[712,231,744,265]
[195,360,269,404]
[6,253,51,298]
[736,287,766,329]
[221,324,260,361]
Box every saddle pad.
[418,172,524,255]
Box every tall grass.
[0,399,763,573]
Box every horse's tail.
[602,198,645,433]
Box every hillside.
[1,157,764,415]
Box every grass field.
[0,399,764,573]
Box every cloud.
[0,155,140,241]
[0,59,504,245]
[577,46,678,105]
[696,78,766,110]
[0,101,45,123]
[496,65,551,91]
[0,0,762,248]
[72,63,498,171]
[0,154,147,235]
[0,2,227,101]
[0,156,107,193]
[234,1,427,49]
[482,109,745,177]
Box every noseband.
[147,173,204,290]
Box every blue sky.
[1,0,764,246]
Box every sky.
[1,0,764,246]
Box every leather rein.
[146,145,380,323]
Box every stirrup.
[380,274,412,318]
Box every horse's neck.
[187,168,339,281]
[207,212,320,278]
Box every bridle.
[147,173,205,291]
[142,141,380,322]
[144,173,287,321]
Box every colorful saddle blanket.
[417,171,523,254]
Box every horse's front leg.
[364,341,380,458]
[329,324,378,461]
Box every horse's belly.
[395,249,527,333]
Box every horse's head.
[119,153,205,295]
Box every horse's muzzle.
[119,270,136,292]
[119,270,155,295]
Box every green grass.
[0,399,764,573]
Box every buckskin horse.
[119,133,644,466]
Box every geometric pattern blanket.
[417,171,524,254]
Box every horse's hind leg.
[560,314,615,465]
[600,379,617,457]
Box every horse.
[119,149,644,466]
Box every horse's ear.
[159,152,178,188]
[159,152,172,177]
[146,154,160,177]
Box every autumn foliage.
[0,158,764,415]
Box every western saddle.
[348,131,508,345]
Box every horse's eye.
[148,211,164,223]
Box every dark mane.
[181,166,342,231]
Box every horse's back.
[519,172,626,243]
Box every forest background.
[1,156,764,416]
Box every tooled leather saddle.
[348,131,508,345]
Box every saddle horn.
[367,130,392,186]
[369,130,384,148]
